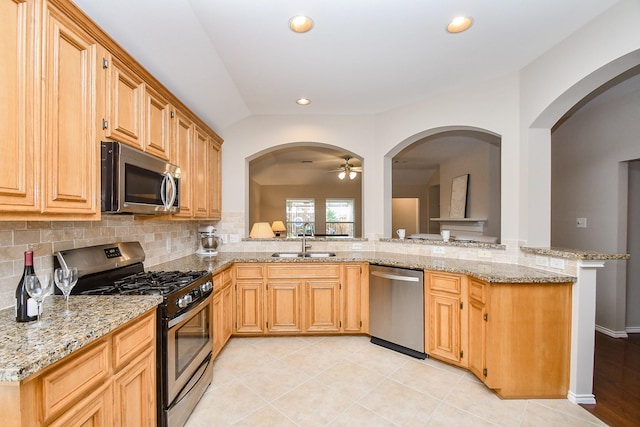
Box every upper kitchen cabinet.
[0,0,222,221]
[171,108,194,218]
[103,53,145,150]
[41,0,101,217]
[0,0,38,214]
[144,85,171,161]
[194,125,222,220]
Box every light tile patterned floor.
[185,336,608,427]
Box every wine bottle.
[15,250,37,322]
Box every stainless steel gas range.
[54,242,213,427]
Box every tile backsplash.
[0,216,201,310]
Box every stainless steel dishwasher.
[369,264,426,359]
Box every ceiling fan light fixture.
[289,15,314,33]
[447,16,473,33]
[338,171,346,180]
[349,171,357,180]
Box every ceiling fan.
[331,156,363,180]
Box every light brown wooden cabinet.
[425,271,467,366]
[0,0,101,220]
[0,309,156,427]
[1,0,222,221]
[213,267,234,359]
[104,53,144,149]
[233,262,368,336]
[234,264,265,334]
[0,0,38,214]
[466,278,572,398]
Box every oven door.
[166,295,212,405]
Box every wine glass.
[24,273,53,323]
[54,267,78,313]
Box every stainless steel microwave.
[101,141,180,214]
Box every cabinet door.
[144,85,171,160]
[468,298,487,380]
[341,264,368,333]
[305,280,340,332]
[222,282,233,345]
[212,289,223,358]
[235,281,264,334]
[208,139,222,219]
[171,109,193,218]
[192,125,209,218]
[48,383,113,427]
[105,54,144,149]
[427,292,461,364]
[43,3,99,215]
[113,349,156,427]
[0,0,38,213]
[267,280,303,333]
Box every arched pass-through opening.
[383,126,501,239]
[246,142,364,238]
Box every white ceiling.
[72,0,621,133]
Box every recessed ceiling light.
[289,15,314,33]
[296,98,311,105]
[447,16,473,33]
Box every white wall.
[219,0,640,257]
[552,85,640,335]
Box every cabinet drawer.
[112,311,156,371]
[469,280,486,303]
[41,339,110,422]
[235,264,263,279]
[428,272,463,294]
[223,267,233,286]
[267,263,341,279]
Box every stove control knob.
[200,281,213,293]
[176,294,193,309]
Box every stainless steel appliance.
[196,225,221,256]
[369,264,426,359]
[53,242,213,427]
[101,141,181,215]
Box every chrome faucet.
[301,222,313,254]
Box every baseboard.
[626,326,640,334]
[595,324,628,338]
[568,391,596,405]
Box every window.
[285,199,315,237]
[326,199,355,236]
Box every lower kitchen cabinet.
[232,262,368,336]
[425,272,467,367]
[1,309,156,427]
[468,278,572,398]
[267,280,303,333]
[213,267,233,358]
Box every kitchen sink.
[271,252,336,258]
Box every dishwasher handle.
[371,270,420,282]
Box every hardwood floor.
[581,332,640,426]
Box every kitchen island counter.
[153,251,576,284]
[0,295,161,382]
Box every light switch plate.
[352,242,363,250]
[478,250,492,258]
[536,256,549,267]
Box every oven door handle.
[168,295,211,328]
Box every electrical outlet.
[352,242,363,250]
[478,250,492,258]
[536,256,549,267]
[550,258,565,270]
[229,234,240,243]
[432,246,445,255]
[576,218,587,228]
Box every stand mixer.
[196,225,221,256]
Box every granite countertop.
[152,251,576,284]
[520,246,630,260]
[0,295,162,382]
